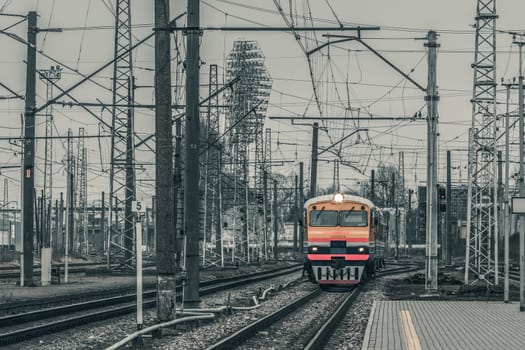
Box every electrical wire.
[75,0,92,72]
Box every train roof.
[304,194,375,209]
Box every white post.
[41,247,52,286]
[136,217,143,330]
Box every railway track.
[0,261,156,279]
[0,263,302,347]
[206,265,418,350]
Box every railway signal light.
[438,186,446,212]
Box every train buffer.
[362,300,525,350]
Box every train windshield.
[310,210,338,226]
[340,210,368,227]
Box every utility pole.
[101,192,105,255]
[424,30,439,295]
[109,0,136,269]
[155,0,176,321]
[243,157,248,261]
[264,129,272,260]
[392,172,398,259]
[214,146,222,261]
[399,152,406,256]
[273,179,278,260]
[516,38,525,311]
[293,175,298,254]
[371,170,375,204]
[465,0,498,286]
[309,122,318,198]
[39,65,61,253]
[22,11,37,287]
[59,192,63,253]
[497,150,502,285]
[299,162,304,257]
[184,0,201,307]
[446,150,452,266]
[263,169,269,260]
[65,129,74,283]
[216,146,223,266]
[408,188,413,255]
[503,80,514,303]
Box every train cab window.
[340,210,368,227]
[310,210,338,226]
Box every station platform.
[362,300,525,350]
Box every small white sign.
[131,200,146,213]
[512,197,525,214]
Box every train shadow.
[319,284,358,292]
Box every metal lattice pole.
[108,0,135,269]
[465,0,498,285]
[39,66,62,249]
[76,128,88,255]
[264,128,272,260]
[204,64,220,264]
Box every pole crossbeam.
[465,0,498,286]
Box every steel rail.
[0,264,302,346]
[205,289,323,350]
[304,287,361,350]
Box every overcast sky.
[1,0,525,206]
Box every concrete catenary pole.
[371,169,375,204]
[503,81,512,303]
[446,150,452,266]
[22,11,37,287]
[517,39,525,311]
[155,0,177,321]
[184,0,201,307]
[424,30,439,294]
[309,123,318,198]
[293,175,298,253]
[496,150,502,285]
[273,179,278,260]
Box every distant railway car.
[303,193,387,285]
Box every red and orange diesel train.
[303,193,387,285]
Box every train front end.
[304,193,380,285]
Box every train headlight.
[358,247,366,253]
[333,193,344,203]
[311,246,318,253]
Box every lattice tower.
[108,0,135,269]
[38,66,61,247]
[465,0,498,285]
[204,64,220,257]
[76,128,88,255]
[67,128,76,252]
[225,40,272,259]
[263,128,272,258]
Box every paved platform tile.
[362,300,525,350]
